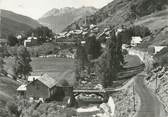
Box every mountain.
[64,0,168,31]
[0,9,41,38]
[38,7,97,33]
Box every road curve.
[134,73,167,117]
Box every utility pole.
[0,9,2,38]
[85,17,86,25]
[155,73,158,93]
[133,81,136,112]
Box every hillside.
[0,9,41,38]
[38,7,97,33]
[0,77,19,117]
[134,9,168,32]
[135,9,168,46]
[64,0,168,31]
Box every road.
[134,73,167,117]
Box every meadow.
[31,57,75,73]
[30,57,76,85]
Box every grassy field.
[4,54,142,86]
[31,57,76,85]
[124,55,142,68]
[31,57,75,73]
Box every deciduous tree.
[94,29,124,87]
[0,57,5,75]
[15,46,32,79]
[7,34,18,46]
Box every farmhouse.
[17,72,74,102]
[131,36,142,47]
[24,35,38,47]
[27,75,41,82]
[153,46,166,54]
[148,45,166,55]
[17,84,27,97]
[26,73,60,100]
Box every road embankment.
[127,48,167,117]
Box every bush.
[6,101,20,117]
[64,108,77,117]
[158,55,168,67]
[59,79,70,86]
[7,46,18,56]
[130,25,151,37]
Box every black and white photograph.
[0,0,168,116]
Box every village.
[1,0,168,117]
[0,19,167,117]
[0,22,162,117]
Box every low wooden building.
[17,84,27,98]
[26,73,74,101]
[26,73,59,100]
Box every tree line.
[7,26,54,46]
[0,46,32,80]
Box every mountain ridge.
[38,7,97,33]
[1,9,41,28]
[0,9,41,38]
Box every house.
[25,73,74,101]
[27,76,41,82]
[122,44,130,50]
[26,73,59,100]
[131,36,142,47]
[17,84,27,97]
[152,46,166,54]
[24,35,38,47]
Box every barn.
[26,73,60,100]
[26,73,74,101]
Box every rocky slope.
[64,0,168,32]
[38,7,97,33]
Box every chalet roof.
[27,36,37,40]
[17,84,27,91]
[38,73,60,88]
[31,70,75,87]
[46,71,75,86]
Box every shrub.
[158,55,168,67]
[6,101,20,117]
[59,79,70,86]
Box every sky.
[0,0,113,19]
